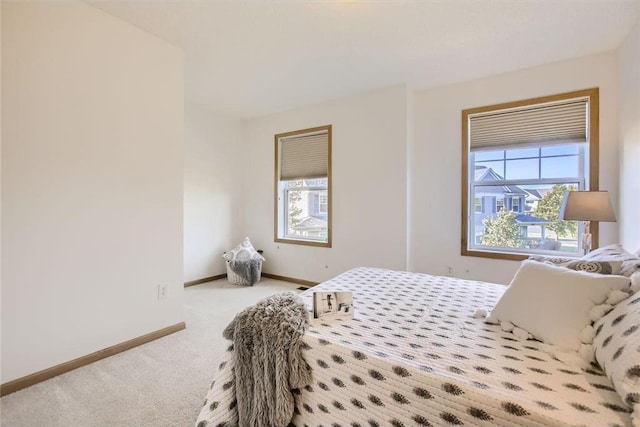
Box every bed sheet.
[196,267,632,427]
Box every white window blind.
[470,99,587,151]
[279,132,328,181]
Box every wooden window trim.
[274,125,332,248]
[461,88,599,261]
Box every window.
[461,88,599,260]
[275,125,332,247]
[318,194,328,214]
[511,198,520,212]
[474,198,483,213]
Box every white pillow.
[223,237,265,262]
[632,272,640,293]
[490,261,630,352]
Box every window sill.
[462,248,581,262]
[275,237,331,248]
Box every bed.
[195,266,635,427]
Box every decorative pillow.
[585,243,627,258]
[490,261,630,352]
[528,255,575,264]
[564,260,623,275]
[582,244,640,277]
[632,272,640,294]
[592,292,640,422]
[528,255,622,275]
[223,237,265,262]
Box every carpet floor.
[0,278,302,427]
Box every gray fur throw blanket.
[228,258,262,286]
[222,292,313,427]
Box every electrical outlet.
[158,284,168,300]
[446,266,453,276]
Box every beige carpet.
[0,278,302,427]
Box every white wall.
[618,17,640,253]
[1,2,184,383]
[243,86,409,283]
[411,51,620,285]
[184,104,244,282]
[0,2,3,338]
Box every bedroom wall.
[1,2,184,383]
[242,85,409,283]
[184,104,244,282]
[411,51,620,285]
[0,3,3,338]
[618,17,640,253]
[0,3,3,328]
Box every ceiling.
[91,0,640,119]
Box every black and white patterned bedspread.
[195,267,632,427]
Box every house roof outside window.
[294,216,327,231]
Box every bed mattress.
[195,267,632,427]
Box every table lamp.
[559,190,616,254]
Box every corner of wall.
[617,16,640,251]
[183,103,245,282]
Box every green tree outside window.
[533,184,578,240]
[481,209,524,248]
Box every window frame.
[274,125,332,248]
[461,88,600,261]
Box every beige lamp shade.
[559,191,617,222]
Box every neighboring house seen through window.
[461,88,600,260]
[474,198,483,213]
[274,125,332,247]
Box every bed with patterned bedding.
[196,267,633,427]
